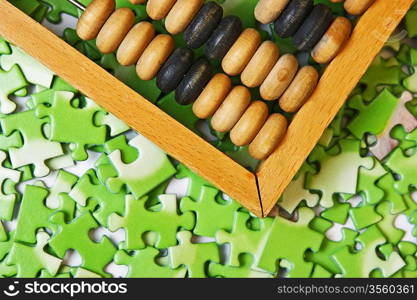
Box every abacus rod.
[67,0,86,11]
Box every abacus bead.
[205,16,243,61]
[156,48,194,94]
[96,8,135,54]
[211,86,251,132]
[146,0,177,21]
[230,101,269,146]
[248,113,288,160]
[222,29,261,76]
[293,4,333,51]
[192,73,231,119]
[176,59,213,105]
[260,54,298,101]
[274,0,313,38]
[311,17,352,64]
[241,41,280,88]
[165,0,203,35]
[254,0,290,24]
[279,66,319,113]
[76,0,115,41]
[136,34,175,81]
[184,2,223,49]
[117,22,155,66]
[344,0,375,15]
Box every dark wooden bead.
[293,4,333,51]
[157,48,194,94]
[175,59,213,105]
[205,15,243,60]
[274,0,313,38]
[183,1,223,49]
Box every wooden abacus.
[0,0,413,217]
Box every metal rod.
[67,0,86,11]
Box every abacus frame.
[0,0,413,217]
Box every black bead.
[184,1,223,49]
[157,48,194,94]
[205,15,243,60]
[274,0,313,38]
[293,4,333,51]
[175,59,212,105]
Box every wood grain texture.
[257,0,414,216]
[0,0,262,216]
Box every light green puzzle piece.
[180,185,240,237]
[208,254,273,278]
[7,230,61,278]
[0,45,54,88]
[169,231,220,278]
[109,194,194,250]
[0,65,27,114]
[0,150,21,220]
[105,134,176,199]
[115,247,186,278]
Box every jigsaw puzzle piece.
[169,231,220,278]
[105,134,176,199]
[14,185,56,243]
[180,186,240,237]
[109,194,194,250]
[257,208,324,277]
[0,150,21,220]
[0,64,27,114]
[0,45,54,88]
[216,211,274,267]
[40,0,79,23]
[208,254,273,278]
[115,247,186,278]
[49,211,116,277]
[7,230,62,277]
[332,225,405,277]
[385,148,417,194]
[35,91,106,161]
[69,169,125,227]
[307,139,373,208]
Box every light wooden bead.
[344,0,375,15]
[260,53,298,101]
[249,113,287,160]
[211,86,251,132]
[192,73,231,119]
[146,0,177,21]
[279,66,319,113]
[222,28,262,76]
[96,8,135,54]
[311,17,352,64]
[117,22,155,66]
[254,0,290,24]
[136,34,174,81]
[241,41,279,88]
[230,101,269,146]
[165,0,203,35]
[76,0,115,41]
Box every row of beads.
[129,0,320,112]
[255,0,354,65]
[75,0,293,160]
[74,0,361,160]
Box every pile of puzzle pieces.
[0,0,416,278]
